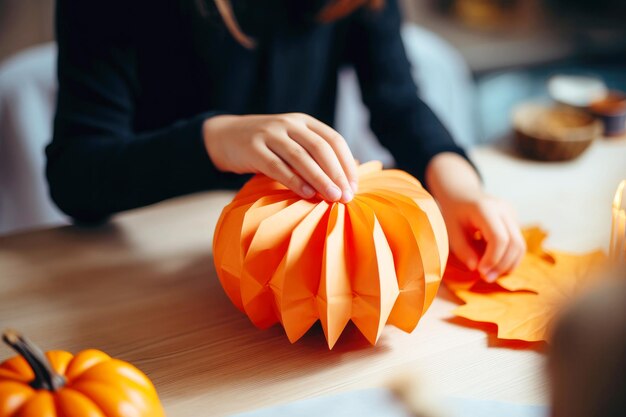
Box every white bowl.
[548,75,608,108]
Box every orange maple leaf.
[453,250,608,342]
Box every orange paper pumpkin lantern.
[213,161,449,348]
[0,330,165,417]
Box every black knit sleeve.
[46,0,241,222]
[346,0,475,183]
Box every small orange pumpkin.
[0,330,165,417]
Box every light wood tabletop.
[1,139,625,416]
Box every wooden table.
[1,139,625,416]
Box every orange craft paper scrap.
[213,161,449,349]
[453,247,608,342]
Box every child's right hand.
[203,113,358,203]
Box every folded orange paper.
[213,161,449,348]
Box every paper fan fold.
[213,161,448,348]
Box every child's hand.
[426,153,526,282]
[203,113,357,203]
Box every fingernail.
[301,184,315,198]
[326,185,342,201]
[485,271,499,283]
[341,189,354,203]
[350,180,358,193]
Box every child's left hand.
[426,152,526,282]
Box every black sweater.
[47,0,470,222]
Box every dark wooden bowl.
[513,103,602,161]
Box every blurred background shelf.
[2,0,626,74]
[404,0,626,74]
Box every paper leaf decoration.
[453,248,608,342]
[453,290,552,342]
[498,250,607,295]
[213,161,448,348]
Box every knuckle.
[484,241,506,260]
[290,112,307,120]
[264,158,283,175]
[326,131,344,145]
[309,138,329,154]
[309,173,329,188]
[287,145,307,161]
[263,134,283,148]
[272,116,293,129]
[251,134,267,149]
[493,231,509,246]
[259,124,276,136]
[328,168,345,184]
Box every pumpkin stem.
[2,329,65,391]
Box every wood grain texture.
[1,142,625,416]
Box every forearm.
[425,152,483,204]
